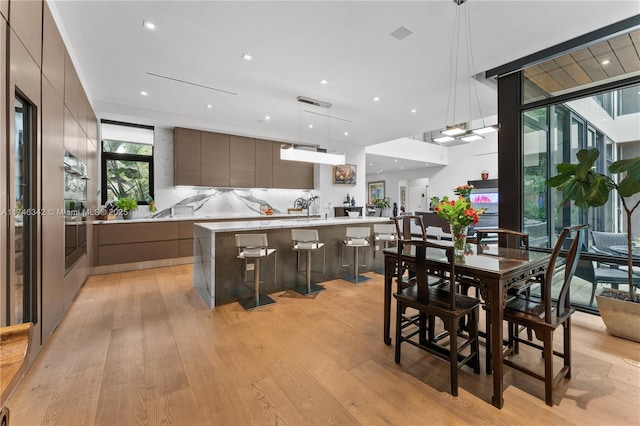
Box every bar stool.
[235,233,277,310]
[373,224,397,274]
[341,227,371,283]
[291,229,326,295]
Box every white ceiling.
[49,0,639,174]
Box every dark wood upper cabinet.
[255,139,273,188]
[175,128,312,189]
[174,127,202,185]
[201,131,230,187]
[229,136,256,188]
[272,142,314,189]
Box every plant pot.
[596,288,640,342]
[122,211,133,220]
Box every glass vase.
[450,224,468,254]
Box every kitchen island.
[194,216,392,308]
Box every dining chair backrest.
[394,215,426,240]
[396,239,456,309]
[476,228,529,250]
[542,225,588,322]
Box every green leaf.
[610,157,640,198]
[546,172,571,188]
[575,148,599,179]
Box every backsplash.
[117,128,319,219]
[148,187,318,218]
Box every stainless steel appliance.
[64,150,89,273]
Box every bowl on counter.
[347,211,360,218]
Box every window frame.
[100,121,154,205]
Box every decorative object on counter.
[393,202,398,217]
[344,194,351,206]
[146,196,157,213]
[333,164,357,185]
[260,205,274,215]
[547,148,640,341]
[114,197,138,220]
[97,201,119,220]
[432,195,484,254]
[294,195,318,219]
[350,197,356,207]
[481,170,489,180]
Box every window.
[100,121,154,204]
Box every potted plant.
[114,197,138,220]
[371,196,391,217]
[431,195,484,254]
[547,148,640,341]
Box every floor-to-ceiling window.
[492,21,640,312]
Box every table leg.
[384,255,393,345]
[491,280,504,409]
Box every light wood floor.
[7,265,640,425]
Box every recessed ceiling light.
[242,53,253,61]
[394,159,398,162]
[344,132,349,136]
[411,109,417,113]
[206,104,212,109]
[319,79,329,85]
[601,59,610,65]
[400,166,404,170]
[139,91,148,96]
[264,115,271,121]
[373,96,380,102]
[425,163,429,166]
[308,124,313,129]
[369,163,373,166]
[142,20,156,30]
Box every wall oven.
[64,150,88,273]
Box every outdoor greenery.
[103,141,152,203]
[546,148,640,302]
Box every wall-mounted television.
[470,192,499,204]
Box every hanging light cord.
[465,0,487,129]
[444,5,462,128]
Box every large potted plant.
[547,148,640,341]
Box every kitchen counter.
[93,213,319,224]
[193,216,392,308]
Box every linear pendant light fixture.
[280,144,345,165]
[280,96,346,165]
[433,0,499,144]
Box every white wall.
[131,127,368,219]
[366,130,498,210]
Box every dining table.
[383,243,551,409]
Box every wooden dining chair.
[465,228,531,373]
[502,224,587,406]
[393,239,481,396]
[394,215,427,241]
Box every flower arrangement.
[432,196,483,228]
[432,195,484,252]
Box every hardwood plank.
[6,265,640,425]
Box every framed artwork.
[368,181,385,204]
[333,164,357,185]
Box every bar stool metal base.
[238,294,276,310]
[343,275,371,284]
[293,283,325,295]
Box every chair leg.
[590,283,596,307]
[564,318,572,379]
[419,313,428,345]
[544,329,554,407]
[447,318,459,397]
[470,309,480,374]
[395,302,402,364]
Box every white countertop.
[194,216,392,233]
[93,213,319,224]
